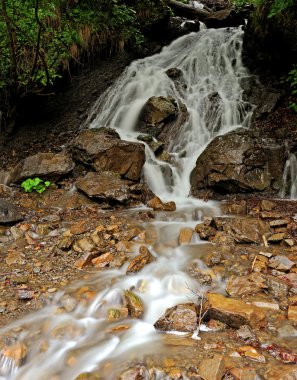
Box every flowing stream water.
[0,26,254,379]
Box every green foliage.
[232,0,294,17]
[21,178,51,193]
[287,66,297,112]
[0,0,144,102]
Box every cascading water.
[87,26,253,201]
[281,153,297,199]
[0,26,254,380]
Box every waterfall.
[87,26,253,202]
[0,27,254,380]
[281,153,297,199]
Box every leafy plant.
[21,177,51,193]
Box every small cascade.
[87,26,253,202]
[281,153,297,199]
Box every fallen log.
[168,0,212,20]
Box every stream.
[0,26,261,380]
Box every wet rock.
[147,196,176,211]
[107,307,129,321]
[195,223,217,239]
[12,152,74,183]
[17,288,35,300]
[206,293,267,329]
[124,290,144,319]
[190,130,285,195]
[268,256,295,272]
[205,251,222,266]
[179,227,194,244]
[154,303,198,333]
[269,218,290,227]
[226,273,266,297]
[199,355,226,380]
[75,172,132,204]
[222,200,247,215]
[166,67,183,79]
[236,325,259,346]
[2,343,28,366]
[126,246,155,274]
[266,275,290,299]
[140,96,176,126]
[57,236,74,251]
[213,216,271,244]
[72,129,145,181]
[0,199,23,224]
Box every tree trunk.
[168,0,212,20]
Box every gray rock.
[0,199,23,224]
[154,303,198,332]
[190,129,286,195]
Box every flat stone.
[0,199,23,224]
[74,253,94,269]
[268,256,295,271]
[269,219,290,227]
[76,172,131,203]
[228,367,258,380]
[226,273,266,297]
[206,293,267,329]
[154,303,198,333]
[199,355,226,380]
[268,233,286,243]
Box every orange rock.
[126,246,155,274]
[92,253,113,268]
[147,196,176,212]
[70,221,87,235]
[265,365,297,380]
[177,228,193,245]
[207,293,267,329]
[74,253,94,269]
[228,367,258,380]
[2,343,28,365]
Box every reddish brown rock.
[72,129,145,181]
[124,290,144,319]
[92,253,113,268]
[126,246,155,274]
[195,223,217,239]
[179,228,194,244]
[147,196,176,211]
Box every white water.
[0,27,254,379]
[281,153,297,199]
[88,26,253,203]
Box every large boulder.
[12,152,74,183]
[72,129,145,182]
[0,199,23,224]
[190,129,286,195]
